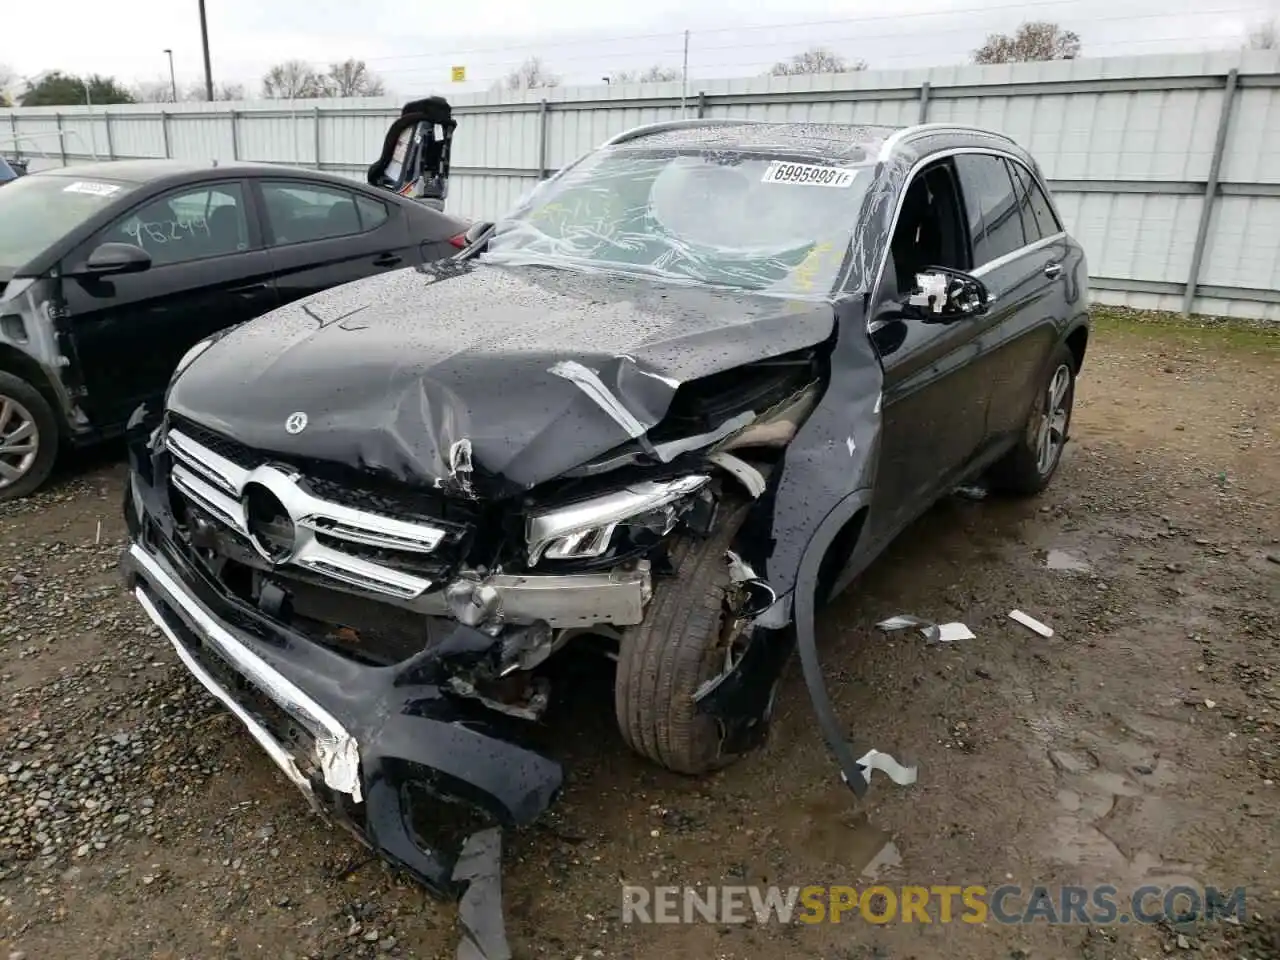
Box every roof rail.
[876,123,1018,162]
[601,117,767,149]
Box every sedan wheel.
[0,372,60,502]
[0,395,40,491]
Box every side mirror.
[906,266,990,320]
[76,242,152,278]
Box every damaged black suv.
[122,119,1088,907]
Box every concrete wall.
[4,51,1279,319]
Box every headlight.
[172,337,215,382]
[526,475,710,566]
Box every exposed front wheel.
[0,373,59,503]
[614,501,757,775]
[989,342,1076,496]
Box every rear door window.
[1007,161,1061,240]
[261,182,382,246]
[953,154,1026,267]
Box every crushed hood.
[167,262,835,494]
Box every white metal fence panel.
[3,51,1279,319]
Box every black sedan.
[0,160,470,500]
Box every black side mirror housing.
[905,265,990,321]
[74,242,153,278]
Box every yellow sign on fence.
[451,66,466,83]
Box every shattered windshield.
[483,146,872,297]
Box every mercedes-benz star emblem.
[285,412,308,435]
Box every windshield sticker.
[62,181,122,197]
[760,162,858,188]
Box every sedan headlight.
[526,475,710,566]
[172,337,215,382]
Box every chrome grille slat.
[163,427,448,600]
[171,465,247,533]
[167,430,247,495]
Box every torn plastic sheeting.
[877,615,974,644]
[481,145,875,299]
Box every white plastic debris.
[877,615,973,644]
[855,749,919,786]
[1009,609,1054,638]
[936,622,976,643]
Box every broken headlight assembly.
[525,475,710,566]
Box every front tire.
[989,342,1076,496]
[0,373,59,503]
[615,501,752,775]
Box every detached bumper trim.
[135,587,321,808]
[127,541,364,803]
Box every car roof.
[618,121,899,164]
[33,159,373,190]
[611,120,1032,171]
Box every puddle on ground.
[1045,549,1093,573]
[787,800,901,881]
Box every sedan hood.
[167,262,835,494]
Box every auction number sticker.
[761,161,858,187]
[63,181,121,197]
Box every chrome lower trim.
[136,588,320,810]
[129,541,363,803]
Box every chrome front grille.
[164,428,452,600]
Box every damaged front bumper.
[123,478,564,903]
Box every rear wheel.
[615,501,756,775]
[0,373,59,503]
[988,343,1076,496]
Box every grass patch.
[1091,305,1280,355]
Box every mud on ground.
[0,310,1277,960]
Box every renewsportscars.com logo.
[621,884,1248,926]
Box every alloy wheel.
[0,395,41,491]
[1035,364,1072,476]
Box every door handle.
[1043,262,1063,279]
[373,253,403,267]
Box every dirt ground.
[0,310,1277,960]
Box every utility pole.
[164,49,178,102]
[198,0,214,101]
[681,30,690,117]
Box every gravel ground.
[0,311,1277,960]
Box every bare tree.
[501,57,561,91]
[973,21,1081,64]
[324,59,387,97]
[133,79,176,103]
[768,47,866,76]
[186,80,247,102]
[610,65,681,83]
[1245,19,1278,49]
[262,60,326,99]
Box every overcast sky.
[4,0,1275,96]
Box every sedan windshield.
[483,147,872,297]
[0,174,138,274]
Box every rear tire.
[0,372,59,503]
[615,501,751,775]
[988,342,1076,497]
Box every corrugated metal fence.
[4,51,1279,320]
